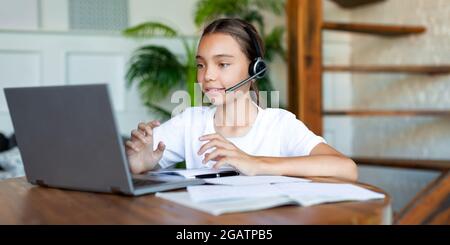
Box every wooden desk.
[0,177,392,224]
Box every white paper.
[203,175,310,186]
[156,191,294,216]
[187,184,282,203]
[273,182,386,206]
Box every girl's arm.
[256,143,358,181]
[199,134,358,182]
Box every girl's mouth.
[205,88,225,94]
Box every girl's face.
[196,33,251,105]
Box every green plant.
[123,22,198,120]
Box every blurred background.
[0,0,448,221]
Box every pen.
[195,171,240,179]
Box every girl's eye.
[219,63,230,68]
[196,64,204,69]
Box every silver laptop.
[4,84,204,196]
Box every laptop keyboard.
[132,178,165,187]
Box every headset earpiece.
[249,57,267,79]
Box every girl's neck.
[214,95,258,129]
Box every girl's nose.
[204,67,217,82]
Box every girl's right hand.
[125,120,165,174]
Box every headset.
[224,26,267,93]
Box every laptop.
[4,84,204,196]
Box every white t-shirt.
[152,104,326,169]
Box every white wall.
[40,0,69,31]
[0,0,39,30]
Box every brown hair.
[200,18,264,104]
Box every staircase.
[286,0,450,224]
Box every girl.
[125,18,357,181]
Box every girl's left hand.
[197,133,262,176]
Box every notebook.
[156,177,386,215]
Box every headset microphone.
[224,67,267,93]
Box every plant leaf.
[123,22,178,38]
[263,26,286,61]
[194,0,285,27]
[194,0,249,27]
[241,10,265,35]
[126,45,185,103]
[144,101,172,121]
[251,0,285,16]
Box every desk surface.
[0,177,392,224]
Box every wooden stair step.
[323,22,426,36]
[323,110,450,117]
[324,65,450,75]
[329,0,386,8]
[396,171,450,225]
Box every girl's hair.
[200,18,265,104]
